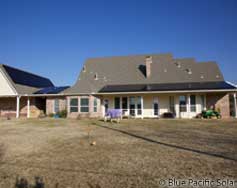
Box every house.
[60,53,237,119]
[0,53,237,119]
[0,64,68,118]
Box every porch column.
[16,96,20,118]
[234,93,237,118]
[135,100,137,118]
[141,96,144,119]
[175,96,180,118]
[187,94,191,118]
[128,97,130,117]
[27,97,30,118]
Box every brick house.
[61,54,237,119]
[0,53,237,119]
[0,64,68,118]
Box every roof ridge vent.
[185,68,192,75]
[94,73,98,80]
[82,66,86,72]
[174,61,181,68]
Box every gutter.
[97,89,237,95]
[0,95,17,97]
[52,89,237,96]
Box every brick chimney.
[145,56,152,78]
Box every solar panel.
[99,82,236,93]
[3,65,54,88]
[34,86,69,94]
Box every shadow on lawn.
[95,123,237,162]
[0,143,6,164]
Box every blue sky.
[0,0,236,86]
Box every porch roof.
[99,81,237,93]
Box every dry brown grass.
[0,118,236,188]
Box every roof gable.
[0,68,16,96]
[65,53,226,94]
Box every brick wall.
[206,93,230,118]
[0,98,17,117]
[67,95,103,118]
[46,97,67,115]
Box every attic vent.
[174,61,181,68]
[200,75,204,79]
[94,73,98,80]
[82,66,86,72]
[216,75,220,78]
[185,68,192,75]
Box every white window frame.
[80,97,89,113]
[94,98,98,112]
[70,98,78,113]
[153,97,159,116]
[179,95,187,112]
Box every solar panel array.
[99,81,236,93]
[3,65,54,88]
[34,86,69,94]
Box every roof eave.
[97,89,237,95]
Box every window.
[179,96,187,112]
[169,96,175,113]
[114,97,120,109]
[54,99,60,113]
[80,98,89,112]
[70,98,78,112]
[190,95,196,112]
[153,97,159,116]
[94,98,97,112]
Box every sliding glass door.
[129,97,136,116]
[122,97,128,115]
[137,96,142,116]
[113,96,143,117]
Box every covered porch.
[100,92,237,119]
[0,96,46,118]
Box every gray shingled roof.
[64,53,226,94]
[0,64,54,95]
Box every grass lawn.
[0,118,237,187]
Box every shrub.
[56,110,67,118]
[48,113,54,118]
[162,112,175,118]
